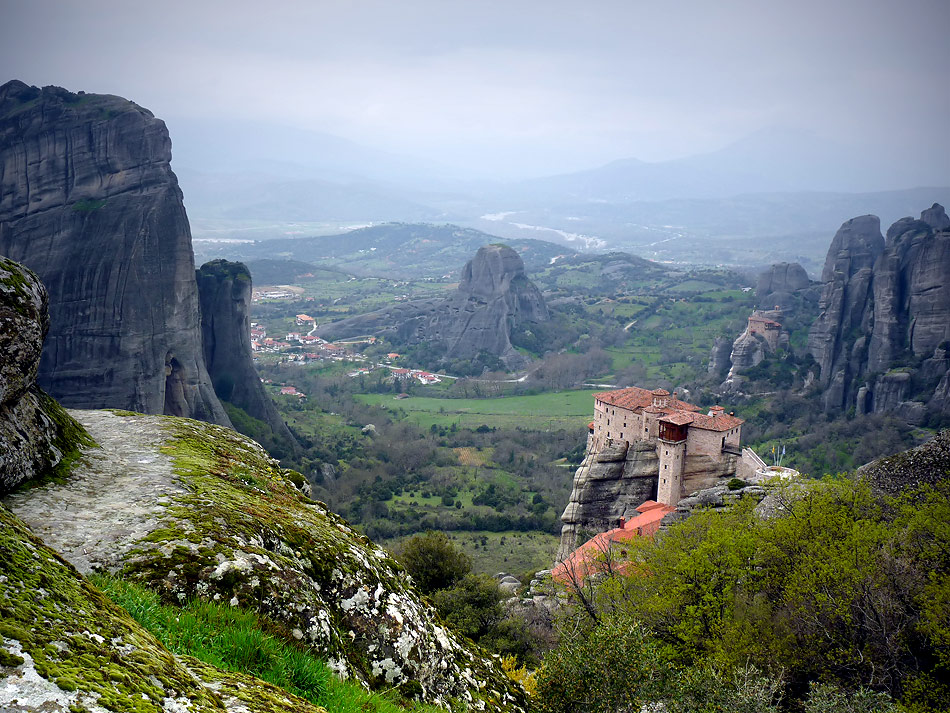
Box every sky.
[2,0,949,179]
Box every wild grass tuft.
[91,574,441,713]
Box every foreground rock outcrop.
[4,410,526,711]
[808,205,950,417]
[0,256,90,493]
[0,505,340,713]
[319,244,549,370]
[858,428,950,497]
[196,259,299,457]
[0,80,228,425]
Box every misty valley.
[1,76,949,713]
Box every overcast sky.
[2,0,948,178]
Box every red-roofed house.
[553,500,675,584]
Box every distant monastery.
[555,385,768,565]
[590,386,745,506]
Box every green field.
[355,389,598,430]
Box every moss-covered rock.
[0,255,94,494]
[0,505,336,712]
[6,410,527,712]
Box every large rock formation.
[0,506,337,713]
[0,241,525,711]
[807,215,884,411]
[319,244,549,370]
[0,256,91,493]
[0,80,227,425]
[418,243,549,369]
[755,261,814,309]
[808,205,950,417]
[196,259,299,457]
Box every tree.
[397,531,471,595]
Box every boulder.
[0,506,334,713]
[858,429,950,497]
[0,256,91,494]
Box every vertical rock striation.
[808,205,950,417]
[807,215,884,410]
[0,80,228,424]
[197,259,299,457]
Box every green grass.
[354,389,598,430]
[91,574,441,713]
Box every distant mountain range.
[195,223,573,280]
[169,119,950,271]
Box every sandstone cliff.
[319,244,549,370]
[418,243,549,369]
[0,80,227,425]
[196,259,300,457]
[808,205,950,417]
[755,261,815,309]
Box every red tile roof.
[594,386,700,413]
[553,500,675,583]
[595,387,742,432]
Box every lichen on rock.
[6,410,527,712]
[0,255,94,494]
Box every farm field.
[354,389,599,430]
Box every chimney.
[619,517,626,529]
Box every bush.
[397,531,471,594]
[535,613,672,713]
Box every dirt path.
[3,410,185,574]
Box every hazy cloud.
[2,0,948,178]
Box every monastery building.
[590,386,744,506]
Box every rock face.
[418,244,549,369]
[555,439,738,562]
[808,205,950,417]
[858,428,950,497]
[4,410,526,711]
[707,336,733,378]
[0,256,90,493]
[0,80,228,425]
[755,261,814,309]
[320,244,549,370]
[196,259,299,457]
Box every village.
[252,312,444,399]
